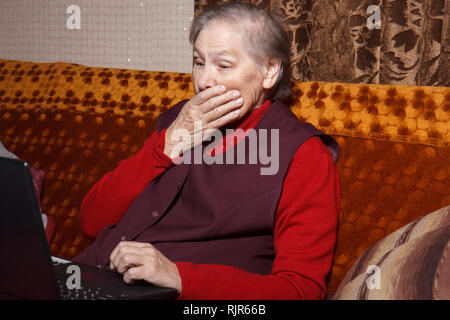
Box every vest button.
[151,210,158,217]
[120,236,126,241]
[96,265,102,269]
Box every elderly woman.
[75,2,340,299]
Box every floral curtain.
[194,0,449,86]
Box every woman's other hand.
[109,241,182,294]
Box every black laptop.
[0,157,178,300]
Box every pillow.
[332,205,450,300]
[0,141,54,242]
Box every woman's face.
[192,21,267,119]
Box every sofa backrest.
[0,59,448,293]
[289,81,449,291]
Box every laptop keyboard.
[56,279,130,300]
[52,256,135,300]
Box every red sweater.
[79,101,340,300]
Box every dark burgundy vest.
[75,100,339,274]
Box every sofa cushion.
[326,136,450,292]
[290,82,449,148]
[332,205,450,299]
[0,59,195,259]
[288,81,450,292]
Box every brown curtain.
[194,0,449,86]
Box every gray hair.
[189,2,292,104]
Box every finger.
[109,241,153,270]
[111,244,155,273]
[109,241,135,269]
[123,265,146,284]
[199,89,241,114]
[208,107,241,130]
[191,85,227,106]
[205,96,243,123]
[114,252,142,274]
[109,241,152,270]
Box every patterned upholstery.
[332,205,450,300]
[289,81,450,291]
[0,58,448,294]
[194,0,449,87]
[290,82,449,147]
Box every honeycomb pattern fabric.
[290,81,449,147]
[0,59,195,259]
[289,81,450,292]
[327,136,449,292]
[0,58,449,294]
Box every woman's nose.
[197,66,217,91]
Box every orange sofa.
[0,58,448,297]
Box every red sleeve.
[174,136,340,299]
[80,128,174,239]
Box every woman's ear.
[262,57,281,90]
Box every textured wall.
[0,0,194,73]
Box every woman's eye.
[194,61,204,67]
[219,65,231,70]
